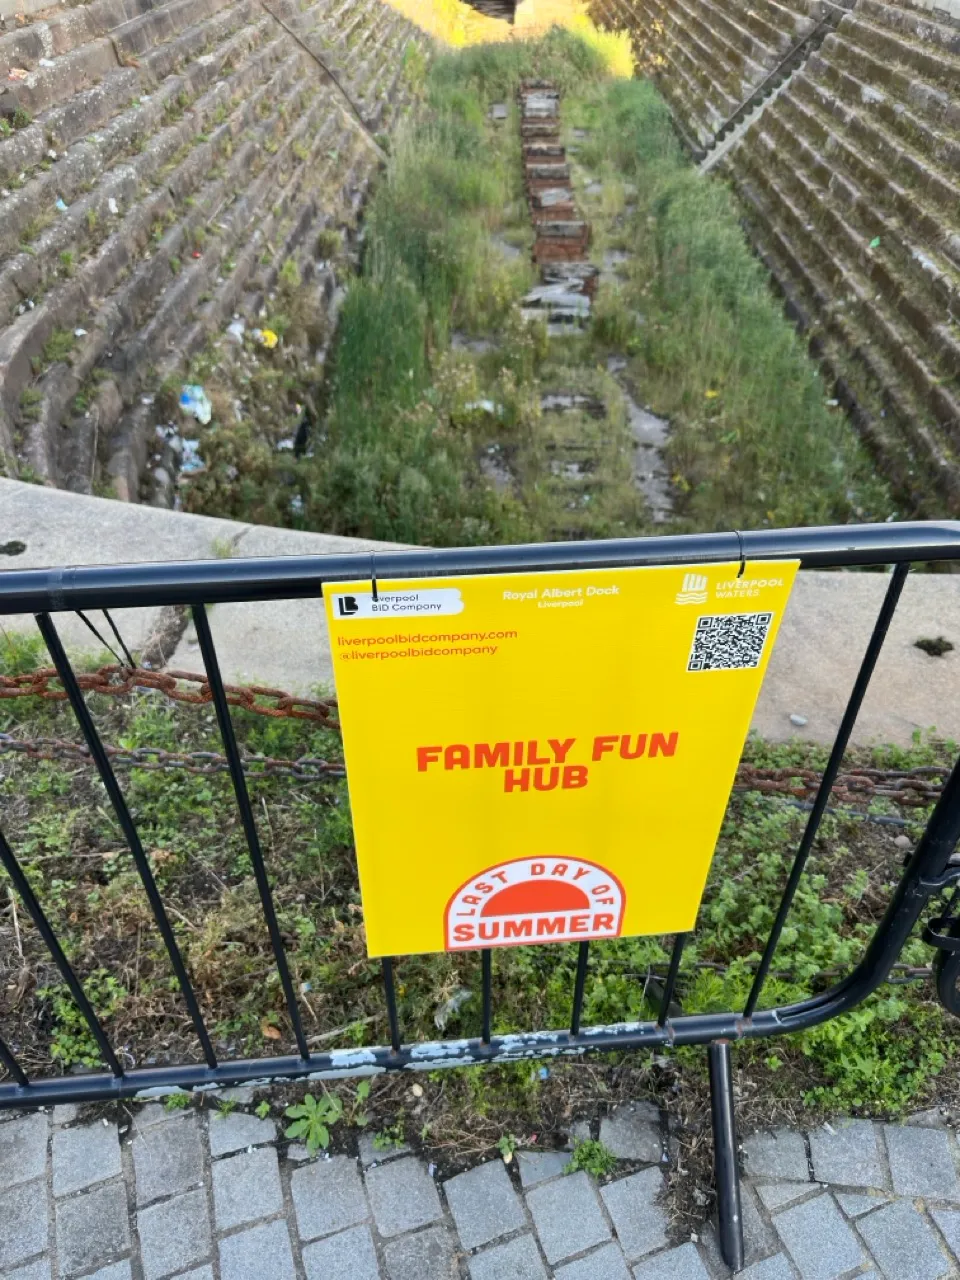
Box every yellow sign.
[324,560,798,957]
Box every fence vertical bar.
[657,934,688,1026]
[382,958,402,1054]
[570,942,590,1037]
[0,1034,29,1087]
[481,950,493,1045]
[190,605,310,1060]
[0,825,123,1077]
[744,561,909,1017]
[709,1040,744,1271]
[35,611,219,1071]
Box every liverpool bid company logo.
[675,573,708,605]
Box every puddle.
[622,391,672,522]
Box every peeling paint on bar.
[307,1066,386,1081]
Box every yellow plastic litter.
[260,329,279,349]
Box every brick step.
[776,85,960,292]
[805,46,960,173]
[729,140,960,439]
[728,162,960,508]
[835,11,960,94]
[1,52,315,422]
[677,0,780,76]
[19,74,331,479]
[787,71,960,218]
[112,0,235,62]
[0,31,303,308]
[646,0,747,119]
[855,0,960,58]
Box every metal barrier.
[3,521,960,1271]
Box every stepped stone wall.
[591,0,960,515]
[0,0,428,498]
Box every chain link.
[0,665,948,805]
[0,665,339,727]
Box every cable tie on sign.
[734,530,746,578]
[370,553,378,603]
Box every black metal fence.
[3,521,960,1271]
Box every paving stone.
[216,1087,255,1104]
[554,1241,632,1279]
[884,1125,960,1200]
[85,1265,132,1280]
[291,1155,368,1242]
[930,1207,960,1256]
[599,1105,663,1164]
[53,1120,122,1197]
[56,1181,130,1278]
[567,1119,593,1146]
[133,1103,183,1129]
[0,1113,48,1189]
[302,1224,380,1280]
[133,1115,204,1206]
[171,1270,214,1280]
[137,1187,212,1280]
[600,1168,667,1263]
[517,1150,573,1187]
[738,1256,796,1280]
[808,1121,885,1190]
[468,1234,548,1280]
[358,1131,410,1167]
[445,1159,525,1250]
[742,1131,809,1183]
[528,1168,611,1263]
[365,1156,443,1238]
[208,1109,277,1157]
[219,1220,295,1280]
[5,1258,52,1280]
[632,1242,711,1279]
[212,1144,282,1231]
[773,1194,863,1280]
[0,1179,48,1271]
[906,1108,949,1129]
[742,1183,777,1266]
[384,1225,458,1280]
[835,1192,886,1218]
[755,1183,815,1212]
[52,1104,78,1126]
[856,1198,950,1280]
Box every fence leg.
[709,1039,744,1272]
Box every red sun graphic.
[445,856,625,951]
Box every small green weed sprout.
[285,1092,343,1153]
[567,1139,618,1179]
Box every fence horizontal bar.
[2,522,959,614]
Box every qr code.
[687,612,774,672]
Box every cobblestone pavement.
[3,1095,960,1279]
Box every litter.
[178,385,212,425]
[55,197,68,212]
[8,68,29,82]
[38,58,54,68]
[225,319,245,344]
[869,236,881,249]
[73,328,87,337]
[180,439,204,474]
[434,987,472,1031]
[258,328,279,349]
[107,197,119,215]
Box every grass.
[179,29,891,545]
[0,632,955,1146]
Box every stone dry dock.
[4,1098,960,1278]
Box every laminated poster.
[324,560,798,957]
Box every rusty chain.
[0,664,339,727]
[0,664,949,804]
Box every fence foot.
[709,1039,744,1273]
